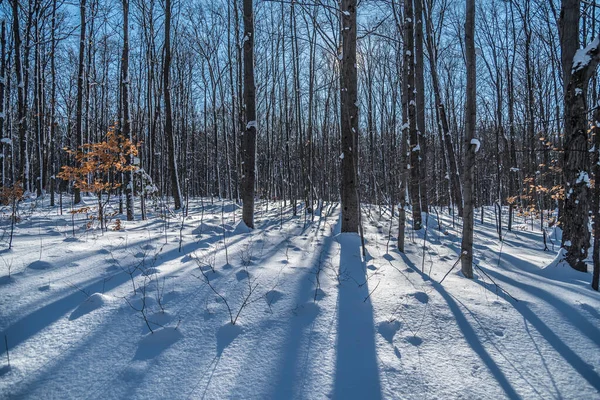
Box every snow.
[576,171,591,187]
[1,138,11,145]
[0,197,598,399]
[471,138,481,152]
[339,152,344,160]
[246,120,257,130]
[572,35,600,73]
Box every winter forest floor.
[0,197,599,399]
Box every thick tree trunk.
[164,0,182,210]
[461,0,476,279]
[340,0,359,233]
[560,0,598,271]
[562,40,599,271]
[242,0,257,228]
[406,0,422,231]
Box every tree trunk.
[164,0,182,210]
[11,0,28,193]
[242,0,257,228]
[415,0,428,214]
[592,105,600,290]
[0,21,6,187]
[423,0,463,217]
[405,0,422,231]
[461,0,476,279]
[340,0,360,233]
[560,0,598,271]
[50,0,57,206]
[73,0,86,204]
[122,0,134,220]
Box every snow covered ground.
[0,197,599,399]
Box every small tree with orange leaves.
[58,125,138,231]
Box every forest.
[0,0,599,398]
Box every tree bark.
[73,0,86,204]
[461,0,476,279]
[415,0,428,214]
[242,0,257,228]
[562,39,600,271]
[592,105,600,290]
[340,0,360,233]
[406,0,422,231]
[11,0,28,193]
[122,0,134,220]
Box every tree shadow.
[401,254,521,399]
[333,233,382,399]
[472,266,600,392]
[0,269,133,354]
[270,217,339,398]
[480,255,600,347]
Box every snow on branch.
[572,36,600,74]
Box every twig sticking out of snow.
[474,264,519,302]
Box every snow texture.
[0,197,598,399]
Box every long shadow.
[0,224,248,355]
[0,267,134,354]
[473,268,600,392]
[270,216,339,398]
[402,255,521,399]
[333,233,382,399]
[486,254,600,346]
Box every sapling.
[124,276,154,333]
[193,257,259,326]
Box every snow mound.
[28,260,53,270]
[377,319,401,343]
[127,295,158,311]
[539,248,589,281]
[265,289,284,305]
[192,222,224,236]
[70,293,115,320]
[144,311,176,333]
[232,221,252,235]
[134,327,183,360]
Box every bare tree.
[241,0,257,228]
[164,0,182,210]
[11,0,28,192]
[74,0,86,204]
[461,0,476,279]
[340,0,359,233]
[122,0,134,220]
